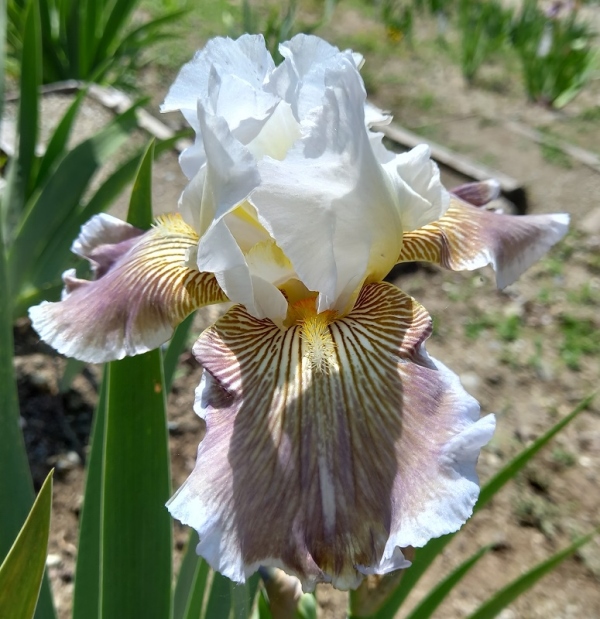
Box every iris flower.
[30,35,568,591]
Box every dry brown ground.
[14,4,600,618]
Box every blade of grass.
[93,0,139,67]
[1,0,40,243]
[79,0,101,78]
[403,545,491,619]
[0,0,33,570]
[467,530,598,619]
[257,589,272,619]
[15,0,40,200]
[127,140,155,228]
[0,180,39,590]
[297,593,318,619]
[204,572,233,619]
[37,0,65,81]
[34,87,88,188]
[0,41,55,614]
[231,578,252,619]
[0,0,5,121]
[174,530,210,619]
[72,371,107,619]
[164,312,195,392]
[100,352,172,618]
[352,396,593,618]
[58,358,85,394]
[115,9,188,53]
[0,471,53,619]
[232,574,260,619]
[99,141,172,618]
[64,0,80,78]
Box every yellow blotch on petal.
[154,212,200,239]
[290,298,337,374]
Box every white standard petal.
[163,34,280,184]
[196,219,288,323]
[269,34,357,121]
[245,100,301,161]
[179,102,260,236]
[252,59,403,314]
[383,144,450,231]
[161,34,275,121]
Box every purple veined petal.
[450,179,501,207]
[70,213,144,279]
[397,196,569,288]
[167,282,494,591]
[29,213,227,363]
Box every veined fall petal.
[167,282,495,591]
[398,196,569,288]
[29,213,226,363]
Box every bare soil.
[14,5,600,618]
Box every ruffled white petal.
[270,34,349,120]
[383,144,450,232]
[245,100,301,161]
[180,103,260,236]
[252,59,403,314]
[161,34,276,124]
[197,219,288,323]
[165,34,459,319]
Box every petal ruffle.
[29,214,227,363]
[168,282,494,591]
[382,144,450,232]
[161,33,277,138]
[180,104,260,236]
[397,196,569,288]
[251,59,403,315]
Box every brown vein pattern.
[29,213,227,362]
[169,282,489,590]
[397,197,568,288]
